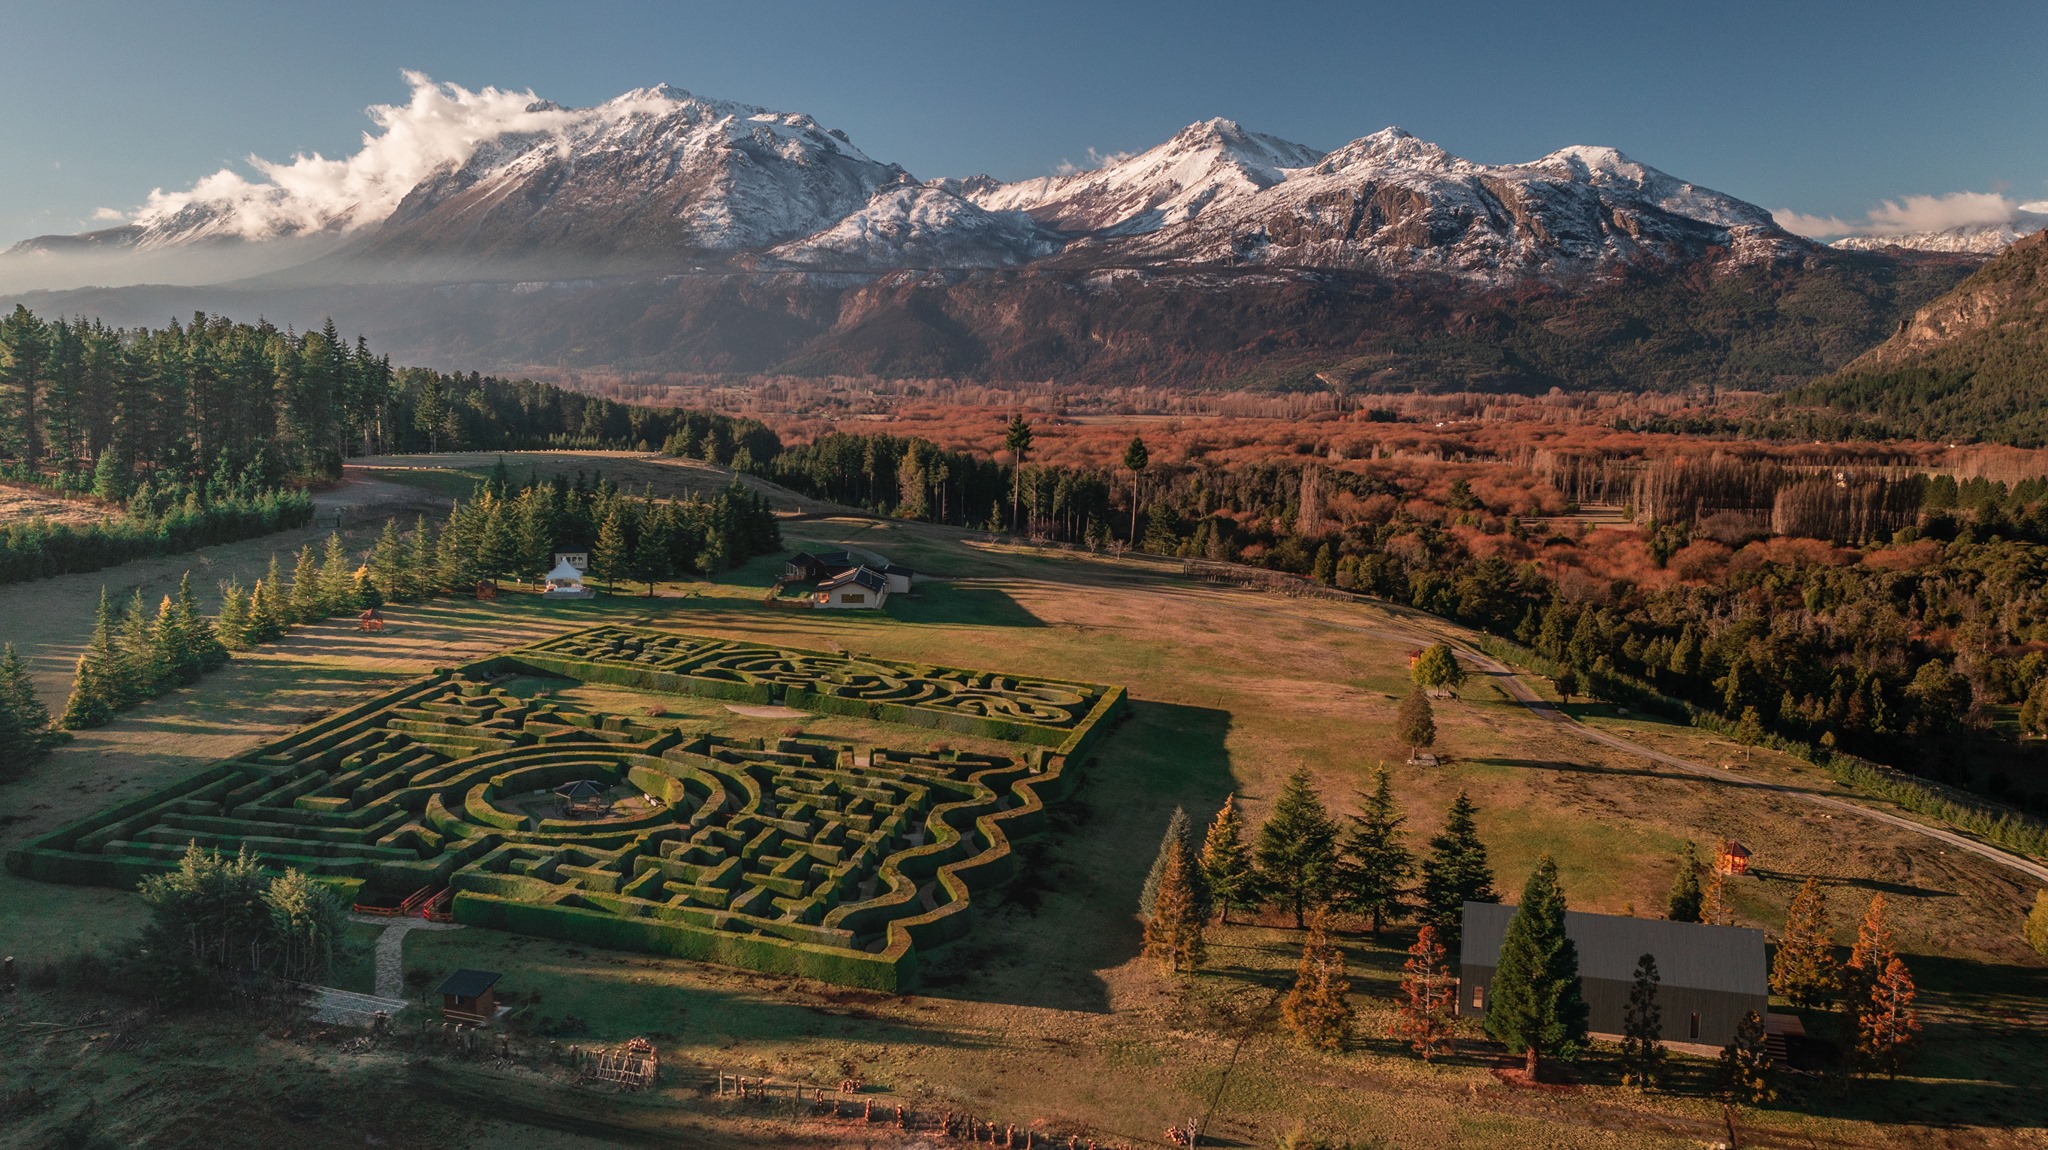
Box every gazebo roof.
[436,968,502,998]
[545,559,584,582]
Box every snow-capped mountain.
[978,126,1798,279]
[349,85,909,265]
[1832,209,2048,255]
[6,79,1813,283]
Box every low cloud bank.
[1775,191,2045,240]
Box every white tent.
[542,558,592,599]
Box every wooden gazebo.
[1715,840,1752,876]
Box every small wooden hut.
[1715,840,1752,876]
[437,968,502,1025]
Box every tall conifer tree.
[1483,855,1590,1079]
[1256,768,1340,928]
[1281,909,1353,1050]
[1620,954,1666,1089]
[1666,842,1704,923]
[1337,766,1412,936]
[1417,790,1496,949]
[1200,795,1257,924]
[1771,876,1838,1009]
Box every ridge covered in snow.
[9,74,1815,284]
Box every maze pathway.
[8,626,1126,991]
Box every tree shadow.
[914,700,1236,1014]
[1746,868,1957,900]
[889,584,1044,628]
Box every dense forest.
[1785,232,2048,446]
[0,304,781,484]
[774,425,2048,809]
[0,304,779,582]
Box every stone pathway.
[309,985,411,1027]
[348,913,465,999]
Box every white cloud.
[130,71,580,242]
[1051,146,1138,177]
[1774,191,2025,239]
[90,207,127,222]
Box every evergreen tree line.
[0,304,784,485]
[447,465,782,591]
[1147,772,1921,1089]
[0,451,313,584]
[756,431,1017,528]
[60,575,230,730]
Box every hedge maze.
[7,626,1126,991]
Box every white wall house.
[814,565,889,609]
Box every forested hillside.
[1792,232,2048,445]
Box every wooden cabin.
[437,968,502,1025]
[1715,840,1752,876]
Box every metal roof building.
[1459,901,1767,1047]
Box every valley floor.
[2,494,2044,1149]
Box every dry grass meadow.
[2,483,2045,1149]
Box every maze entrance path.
[8,625,1127,992]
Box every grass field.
[2,499,2045,1149]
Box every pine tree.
[215,579,251,650]
[1701,867,1733,926]
[0,642,57,776]
[59,589,122,730]
[317,532,354,616]
[1856,956,1921,1079]
[1255,768,1340,928]
[1122,435,1148,546]
[1417,790,1496,950]
[1716,1010,1777,1104]
[1620,953,1666,1090]
[593,507,630,593]
[262,867,351,984]
[1200,795,1256,924]
[286,545,322,623]
[370,519,405,602]
[1844,893,1896,1025]
[1004,413,1033,533]
[175,572,227,671]
[1391,923,1457,1062]
[406,514,437,598]
[118,588,165,701]
[1396,690,1437,761]
[1280,909,1353,1050]
[247,576,285,644]
[1484,855,1590,1079]
[1337,766,1411,936]
[152,594,194,688]
[1141,806,1211,919]
[1666,842,1704,923]
[1771,876,1838,1009]
[1142,838,1206,975]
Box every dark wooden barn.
[436,968,502,1026]
[784,551,857,582]
[1459,902,1767,1046]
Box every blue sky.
[4,0,2045,243]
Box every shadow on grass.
[1747,868,1957,900]
[890,584,1044,628]
[915,699,1235,1014]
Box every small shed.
[878,563,916,595]
[1459,901,1766,1047]
[814,565,889,609]
[542,558,593,599]
[437,968,502,1025]
[1715,840,1752,875]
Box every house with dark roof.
[1459,901,1767,1046]
[813,565,890,609]
[785,551,859,582]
